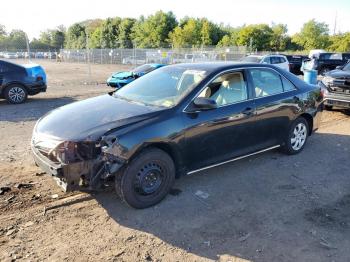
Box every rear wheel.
[324,105,333,111]
[115,148,175,209]
[282,117,309,155]
[4,84,28,104]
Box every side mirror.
[193,97,217,110]
[336,65,343,70]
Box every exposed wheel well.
[3,82,28,93]
[299,113,313,135]
[136,143,183,178]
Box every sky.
[1,0,349,39]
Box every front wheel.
[281,117,309,155]
[115,148,175,209]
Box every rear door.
[271,56,289,71]
[247,67,298,148]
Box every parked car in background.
[308,49,327,59]
[303,53,350,75]
[319,61,350,110]
[0,60,47,104]
[283,54,309,75]
[107,64,165,89]
[122,56,146,65]
[3,52,19,59]
[32,62,323,208]
[241,54,290,71]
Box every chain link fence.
[59,46,248,65]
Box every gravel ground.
[0,60,350,262]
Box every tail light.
[36,76,43,81]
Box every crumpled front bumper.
[31,144,94,191]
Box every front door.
[182,70,257,171]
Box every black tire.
[281,117,309,155]
[4,84,28,104]
[115,148,175,209]
[324,105,333,111]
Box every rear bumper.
[27,82,47,95]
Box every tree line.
[0,11,349,52]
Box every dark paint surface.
[35,94,162,141]
[34,63,323,173]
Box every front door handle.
[242,107,254,116]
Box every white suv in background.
[242,54,290,72]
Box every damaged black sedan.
[31,63,323,208]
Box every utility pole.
[25,33,31,63]
[86,32,92,81]
[333,11,338,35]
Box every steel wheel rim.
[8,86,25,103]
[291,123,307,151]
[134,162,164,195]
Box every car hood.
[112,71,134,79]
[327,69,350,79]
[35,94,162,141]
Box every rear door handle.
[242,107,254,116]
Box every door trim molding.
[187,145,280,175]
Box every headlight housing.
[321,76,334,86]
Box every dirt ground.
[0,60,350,262]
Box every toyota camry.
[31,63,323,208]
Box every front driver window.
[198,72,248,106]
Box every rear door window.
[279,57,287,63]
[270,57,282,64]
[262,57,271,64]
[249,68,294,97]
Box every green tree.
[329,33,350,52]
[65,23,86,49]
[169,18,202,48]
[0,24,6,37]
[292,19,330,50]
[132,11,177,48]
[89,27,102,48]
[30,38,52,50]
[118,18,136,48]
[8,30,27,50]
[236,24,273,51]
[51,29,65,49]
[270,24,288,51]
[217,35,231,47]
[100,17,121,48]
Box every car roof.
[149,63,165,68]
[0,59,24,68]
[164,62,284,73]
[247,55,263,58]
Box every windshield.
[343,62,350,71]
[242,56,262,63]
[114,66,207,108]
[132,64,154,74]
